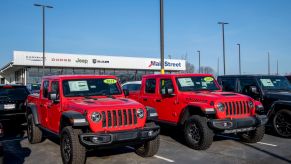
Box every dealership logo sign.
[75,58,88,64]
[148,61,182,68]
[26,56,44,61]
[92,59,110,64]
[51,58,71,62]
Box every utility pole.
[197,50,201,73]
[218,22,229,75]
[160,0,165,74]
[268,52,271,75]
[237,43,241,75]
[34,3,53,77]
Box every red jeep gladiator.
[26,75,160,164]
[125,74,268,150]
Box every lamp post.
[277,59,279,75]
[237,43,241,75]
[160,0,165,74]
[218,22,229,75]
[34,3,53,77]
[268,52,271,75]
[197,50,201,73]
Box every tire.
[184,115,214,150]
[60,126,86,164]
[239,126,265,143]
[27,113,43,144]
[135,122,160,157]
[273,109,291,138]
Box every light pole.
[217,57,220,75]
[160,0,165,74]
[268,52,271,75]
[218,22,229,75]
[237,43,241,75]
[34,3,53,77]
[277,59,279,75]
[197,50,201,73]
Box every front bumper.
[209,115,268,133]
[79,125,160,147]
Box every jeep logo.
[75,58,88,64]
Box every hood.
[181,91,252,103]
[265,90,291,101]
[66,97,144,112]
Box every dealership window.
[62,68,74,75]
[84,69,94,74]
[73,68,85,74]
[50,68,62,75]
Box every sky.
[1,0,291,75]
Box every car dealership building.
[0,51,186,85]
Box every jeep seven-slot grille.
[224,101,251,116]
[102,109,138,128]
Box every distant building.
[0,51,186,84]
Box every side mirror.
[249,86,259,94]
[49,92,60,103]
[162,87,175,96]
[123,89,129,97]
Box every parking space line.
[154,155,175,163]
[257,142,277,147]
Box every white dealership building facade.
[0,51,186,84]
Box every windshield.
[0,86,29,100]
[63,78,122,97]
[258,76,291,91]
[176,76,220,92]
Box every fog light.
[91,136,99,143]
[148,130,154,136]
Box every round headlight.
[91,112,101,122]
[137,108,144,118]
[248,101,254,109]
[216,102,225,112]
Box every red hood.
[180,91,253,103]
[66,97,144,112]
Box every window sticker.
[103,79,117,85]
[68,81,89,92]
[204,77,214,82]
[178,78,194,87]
[260,79,274,87]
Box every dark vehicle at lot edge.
[286,75,291,83]
[218,75,291,138]
[125,74,268,150]
[26,75,160,164]
[0,85,29,124]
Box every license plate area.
[4,104,15,110]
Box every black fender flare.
[26,103,40,125]
[60,111,89,130]
[179,105,209,125]
[268,100,291,117]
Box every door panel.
[48,81,62,133]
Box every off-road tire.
[60,126,86,164]
[239,126,265,143]
[273,109,291,138]
[27,113,43,144]
[135,122,160,157]
[184,115,214,150]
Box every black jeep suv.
[217,75,291,138]
[0,85,29,124]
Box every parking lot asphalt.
[1,123,291,164]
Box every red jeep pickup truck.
[126,74,268,150]
[26,75,160,164]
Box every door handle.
[155,99,162,102]
[40,104,44,107]
[143,98,148,101]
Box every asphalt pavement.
[0,123,290,164]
